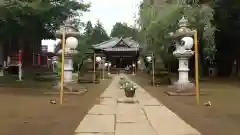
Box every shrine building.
[92,37,141,71]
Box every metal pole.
[52,61,54,72]
[194,30,200,105]
[102,61,105,80]
[32,52,35,65]
[60,28,66,105]
[135,61,137,74]
[47,56,49,68]
[18,50,22,81]
[152,53,155,86]
[93,53,96,82]
[18,63,22,81]
[38,54,41,65]
[77,63,80,81]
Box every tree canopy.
[91,20,109,44]
[138,0,215,74]
[110,22,139,40]
[0,0,90,40]
[73,20,109,72]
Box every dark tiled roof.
[103,47,139,51]
[92,37,141,51]
[92,37,122,49]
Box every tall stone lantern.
[55,19,80,83]
[170,16,195,91]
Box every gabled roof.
[92,37,121,49]
[92,37,141,52]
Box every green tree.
[0,0,90,44]
[73,20,110,73]
[91,20,110,44]
[110,22,139,40]
[138,0,215,75]
[0,0,89,65]
[84,21,94,37]
[73,35,92,72]
[83,21,94,46]
[73,21,93,72]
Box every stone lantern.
[55,18,80,83]
[170,16,195,91]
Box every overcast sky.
[43,0,141,52]
[82,0,141,34]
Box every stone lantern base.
[171,50,195,92]
[53,54,75,91]
[172,81,195,92]
[64,54,74,83]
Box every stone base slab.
[169,81,195,91]
[165,91,206,96]
[44,90,87,95]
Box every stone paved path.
[74,75,201,135]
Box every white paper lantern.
[146,56,152,62]
[104,62,108,67]
[132,64,136,67]
[137,60,141,64]
[108,63,112,67]
[96,57,101,62]
[66,37,78,49]
[181,37,193,49]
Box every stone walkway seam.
[74,74,202,135]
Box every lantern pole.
[108,63,111,75]
[152,53,155,86]
[194,30,200,105]
[32,52,35,65]
[102,61,105,80]
[93,53,96,83]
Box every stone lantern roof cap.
[178,16,189,28]
[170,16,194,39]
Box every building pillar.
[0,43,4,67]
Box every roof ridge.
[92,37,119,47]
[92,38,114,47]
[122,38,140,48]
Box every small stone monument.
[169,16,195,93]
